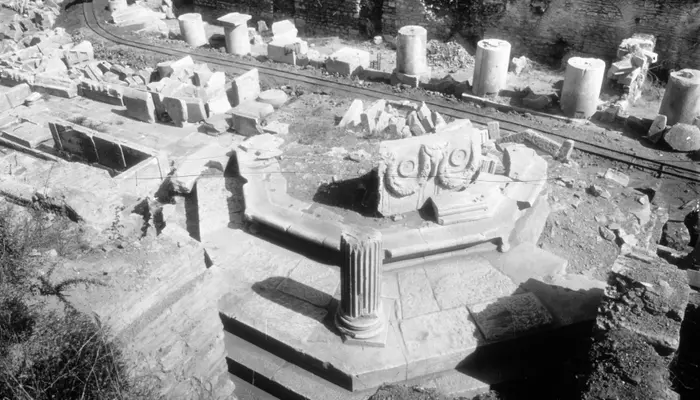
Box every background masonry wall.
[197,0,700,70]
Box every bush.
[1,310,160,400]
[0,204,161,400]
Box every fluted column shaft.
[335,227,384,339]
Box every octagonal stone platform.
[197,176,608,398]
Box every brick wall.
[193,0,364,36]
[480,0,700,69]
[293,0,362,36]
[195,0,700,70]
[193,0,274,21]
[382,0,453,38]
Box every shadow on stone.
[312,171,378,218]
[252,276,338,319]
[184,190,200,241]
[459,278,602,397]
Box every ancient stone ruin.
[1,0,699,398]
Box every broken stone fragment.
[262,121,289,135]
[163,96,188,127]
[603,169,630,187]
[338,99,363,128]
[431,111,447,132]
[63,40,94,68]
[229,68,260,107]
[325,47,370,77]
[4,83,32,108]
[417,102,434,132]
[192,63,213,86]
[157,56,194,80]
[201,113,230,136]
[123,88,156,123]
[647,114,666,139]
[240,133,283,153]
[257,89,288,109]
[663,123,700,152]
[522,92,551,110]
[587,184,611,199]
[510,55,530,75]
[347,149,371,162]
[555,139,575,162]
[406,111,426,136]
[271,19,297,40]
[599,226,616,241]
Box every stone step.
[224,331,490,400]
[229,372,280,400]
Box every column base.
[390,69,432,88]
[335,298,393,348]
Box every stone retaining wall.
[580,246,690,399]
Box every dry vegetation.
[0,204,161,400]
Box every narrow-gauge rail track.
[82,2,700,182]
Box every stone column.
[396,25,428,76]
[658,69,700,126]
[560,57,606,119]
[218,13,252,56]
[178,13,208,48]
[335,227,386,344]
[472,39,511,97]
[107,0,127,13]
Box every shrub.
[1,311,160,400]
[0,204,161,400]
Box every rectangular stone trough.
[48,119,158,175]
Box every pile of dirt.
[427,40,474,71]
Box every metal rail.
[81,2,700,182]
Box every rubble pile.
[1,0,61,37]
[604,34,658,119]
[117,55,232,127]
[338,99,447,138]
[0,0,63,54]
[0,32,176,109]
[108,0,172,38]
[582,245,690,400]
[426,40,474,71]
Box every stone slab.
[468,292,553,342]
[163,96,188,127]
[1,122,51,148]
[276,260,339,308]
[482,243,567,286]
[123,88,156,123]
[400,307,482,379]
[424,255,519,309]
[257,89,288,109]
[230,68,260,107]
[32,74,78,98]
[229,100,275,119]
[326,47,370,77]
[397,267,440,319]
[509,193,550,247]
[4,82,31,108]
[78,79,124,106]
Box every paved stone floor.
[198,176,607,397]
